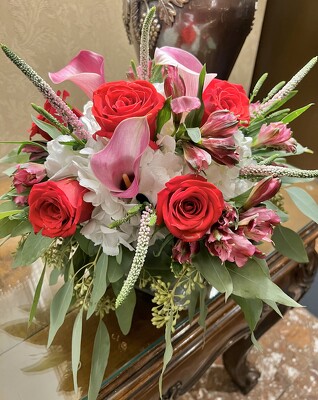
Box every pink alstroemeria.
[90,117,150,199]
[49,50,105,99]
[201,110,239,138]
[201,137,239,166]
[243,177,281,210]
[253,122,297,153]
[154,46,216,97]
[172,240,200,264]
[183,142,211,172]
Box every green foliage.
[88,320,110,400]
[0,148,29,164]
[87,253,109,319]
[192,246,233,301]
[156,97,172,135]
[75,231,99,257]
[47,280,74,346]
[159,312,174,399]
[31,114,61,139]
[184,65,206,127]
[0,201,22,220]
[282,103,314,124]
[0,217,32,238]
[272,225,309,263]
[13,231,53,268]
[249,72,268,102]
[72,308,83,394]
[286,186,318,224]
[113,279,136,335]
[186,127,202,143]
[28,263,46,326]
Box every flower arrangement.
[1,7,318,400]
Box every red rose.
[92,80,165,139]
[202,79,250,126]
[29,179,93,238]
[156,175,224,242]
[29,90,82,141]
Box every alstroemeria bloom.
[201,136,239,166]
[154,46,216,97]
[253,122,297,153]
[49,50,105,99]
[201,110,239,138]
[182,142,211,172]
[90,117,150,198]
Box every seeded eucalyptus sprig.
[0,43,88,142]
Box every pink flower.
[201,136,239,166]
[13,163,46,205]
[254,122,297,153]
[182,142,211,172]
[154,46,216,97]
[49,50,105,99]
[21,144,48,162]
[238,206,281,243]
[90,117,150,199]
[172,240,200,264]
[201,110,238,138]
[243,177,281,210]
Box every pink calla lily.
[154,46,216,97]
[90,117,150,198]
[49,50,105,99]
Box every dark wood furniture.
[0,180,317,400]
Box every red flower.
[29,90,82,141]
[29,178,93,238]
[202,79,250,126]
[156,175,224,242]
[92,80,165,139]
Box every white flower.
[80,101,101,135]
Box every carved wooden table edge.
[98,220,318,400]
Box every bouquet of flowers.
[1,8,318,400]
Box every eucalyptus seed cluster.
[178,264,205,296]
[151,279,184,332]
[43,238,72,270]
[271,192,286,214]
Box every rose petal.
[49,50,105,99]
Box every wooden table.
[0,180,317,400]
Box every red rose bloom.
[29,178,93,238]
[29,90,82,141]
[156,175,224,242]
[92,80,165,139]
[202,79,250,126]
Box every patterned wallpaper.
[0,0,266,166]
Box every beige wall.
[0,0,266,165]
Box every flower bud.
[13,163,46,194]
[243,177,281,210]
[172,239,200,264]
[164,66,186,99]
[201,137,239,166]
[254,122,296,152]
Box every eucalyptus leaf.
[49,268,61,286]
[0,148,29,164]
[232,295,263,332]
[75,232,98,257]
[114,282,136,335]
[13,231,54,268]
[47,280,74,346]
[193,246,233,300]
[227,258,300,308]
[0,218,31,238]
[88,320,110,400]
[116,245,123,265]
[107,256,125,283]
[72,308,83,393]
[28,263,46,326]
[188,289,200,323]
[159,312,174,398]
[272,225,309,263]
[87,253,108,319]
[198,287,208,329]
[31,114,61,139]
[263,299,283,318]
[264,201,289,223]
[285,187,318,224]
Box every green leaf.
[159,312,174,398]
[285,187,318,224]
[282,103,314,124]
[107,256,125,283]
[87,253,108,319]
[184,65,206,127]
[72,308,83,394]
[0,218,31,238]
[31,114,61,139]
[227,258,301,308]
[188,289,200,323]
[28,263,46,326]
[192,246,233,300]
[75,232,98,257]
[263,299,283,317]
[13,231,54,268]
[272,225,309,263]
[0,148,29,164]
[113,281,136,335]
[47,280,74,346]
[198,287,208,329]
[232,295,263,332]
[0,201,21,220]
[116,245,123,265]
[264,201,289,223]
[49,268,61,286]
[156,98,172,135]
[88,320,110,400]
[186,127,201,143]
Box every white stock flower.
[80,101,101,135]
